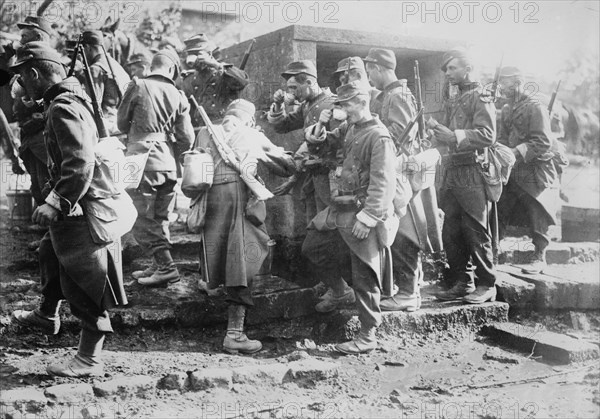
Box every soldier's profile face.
[498,77,520,99]
[445,58,469,85]
[286,76,309,101]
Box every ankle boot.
[521,239,548,275]
[223,305,262,355]
[435,277,475,301]
[47,329,105,377]
[132,261,157,280]
[335,326,377,354]
[138,248,179,287]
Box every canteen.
[181,148,214,198]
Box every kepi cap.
[225,99,256,119]
[281,60,317,79]
[10,41,64,70]
[126,52,151,67]
[81,30,104,46]
[184,34,212,53]
[334,56,365,74]
[334,81,368,105]
[441,47,470,71]
[17,16,54,36]
[498,66,522,79]
[363,48,396,70]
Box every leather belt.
[128,132,169,143]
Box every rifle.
[490,52,504,102]
[548,80,561,114]
[413,61,425,149]
[72,34,108,138]
[239,39,255,71]
[413,60,443,254]
[396,108,423,157]
[188,95,274,201]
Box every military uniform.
[268,60,338,225]
[364,48,425,310]
[438,80,498,290]
[497,90,560,264]
[302,82,396,353]
[117,53,194,285]
[80,31,130,135]
[179,65,249,126]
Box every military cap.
[126,52,151,67]
[334,56,365,74]
[363,48,396,70]
[441,47,470,71]
[10,41,64,69]
[17,16,54,36]
[281,60,317,79]
[158,36,183,52]
[183,34,212,53]
[81,30,104,46]
[498,66,523,79]
[334,81,368,104]
[154,48,180,69]
[225,99,256,118]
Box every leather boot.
[138,248,179,287]
[335,327,377,354]
[223,305,262,355]
[435,278,475,301]
[12,299,61,335]
[380,292,420,312]
[132,261,157,280]
[521,240,548,275]
[47,329,105,377]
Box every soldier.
[194,99,296,354]
[364,48,423,312]
[497,66,562,275]
[334,56,380,111]
[117,48,194,287]
[431,48,499,304]
[9,42,133,377]
[268,60,339,226]
[10,16,55,206]
[124,52,151,79]
[179,34,249,128]
[302,81,396,354]
[80,30,130,134]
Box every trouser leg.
[442,194,474,287]
[462,204,496,287]
[351,253,381,331]
[390,233,420,295]
[38,231,63,316]
[302,228,348,294]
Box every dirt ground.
[0,158,599,418]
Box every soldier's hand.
[32,203,59,227]
[352,220,370,240]
[272,175,297,196]
[433,124,456,144]
[195,52,221,69]
[273,89,286,105]
[319,109,333,124]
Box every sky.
[177,0,599,82]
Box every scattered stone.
[157,372,187,391]
[285,350,311,362]
[0,388,47,413]
[186,368,233,391]
[93,375,156,399]
[284,360,339,386]
[569,312,591,332]
[495,270,536,309]
[483,348,521,364]
[296,339,317,350]
[232,364,290,385]
[45,383,94,403]
[384,359,406,367]
[482,322,600,364]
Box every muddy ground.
[1,159,599,418]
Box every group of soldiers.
[1,14,566,374]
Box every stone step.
[497,264,600,310]
[482,322,600,364]
[2,275,508,343]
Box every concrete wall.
[219,25,460,281]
